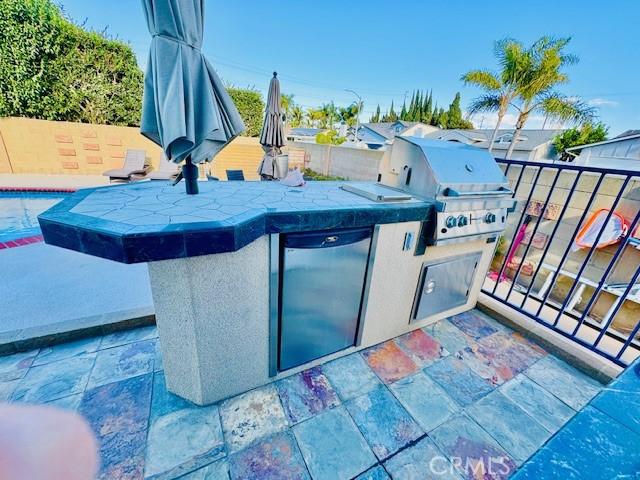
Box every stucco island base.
[147,236,271,405]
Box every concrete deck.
[0,243,153,348]
[0,173,110,189]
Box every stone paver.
[524,355,601,410]
[322,352,380,401]
[0,309,606,479]
[424,356,494,407]
[219,384,288,453]
[345,384,423,460]
[466,390,551,464]
[389,371,459,432]
[276,366,340,424]
[293,406,376,480]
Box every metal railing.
[481,158,640,367]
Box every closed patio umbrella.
[258,72,286,180]
[140,0,245,194]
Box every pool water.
[0,192,67,242]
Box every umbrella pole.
[183,155,199,195]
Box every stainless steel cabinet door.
[279,228,371,371]
[413,252,481,321]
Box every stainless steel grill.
[381,137,514,246]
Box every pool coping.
[0,307,156,356]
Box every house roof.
[615,129,640,139]
[426,129,562,152]
[288,128,322,137]
[359,121,421,141]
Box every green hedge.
[227,87,264,137]
[0,0,143,126]
[0,0,264,133]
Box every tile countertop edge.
[38,189,433,263]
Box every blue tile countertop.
[38,181,433,263]
[512,358,640,479]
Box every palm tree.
[320,102,338,130]
[290,105,304,128]
[306,108,324,128]
[505,37,595,158]
[280,93,295,124]
[462,38,530,153]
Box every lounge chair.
[226,169,245,181]
[146,153,181,181]
[102,149,149,182]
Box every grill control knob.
[445,216,457,228]
[484,213,497,224]
[457,215,468,227]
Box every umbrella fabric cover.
[258,73,286,179]
[140,0,245,164]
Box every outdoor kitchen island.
[38,140,509,405]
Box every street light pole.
[345,89,362,145]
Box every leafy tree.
[505,37,595,158]
[553,122,608,161]
[316,129,346,145]
[227,87,265,136]
[0,0,143,125]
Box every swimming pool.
[0,191,69,242]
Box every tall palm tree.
[306,108,324,128]
[505,37,595,158]
[280,93,295,124]
[290,105,304,128]
[320,102,338,130]
[462,38,530,153]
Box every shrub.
[0,0,143,126]
[316,129,346,145]
[227,87,264,137]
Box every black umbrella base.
[182,157,199,195]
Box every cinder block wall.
[289,141,386,181]
[0,117,161,174]
[0,117,265,179]
[500,164,640,332]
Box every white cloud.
[587,98,619,107]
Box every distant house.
[566,130,640,170]
[426,129,563,161]
[356,121,439,148]
[287,128,323,143]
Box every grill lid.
[404,137,509,193]
[384,137,511,201]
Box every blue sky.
[59,0,639,135]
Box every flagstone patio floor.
[0,309,606,479]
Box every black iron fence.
[481,159,640,368]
